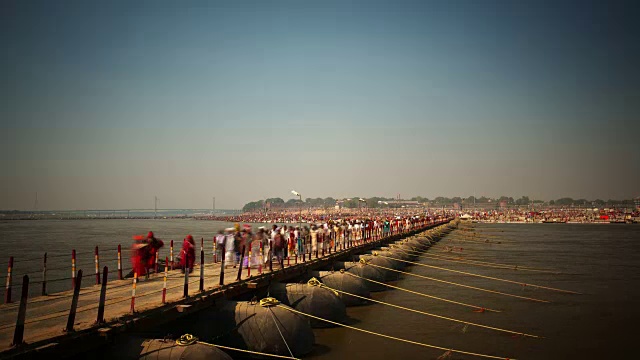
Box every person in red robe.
[145,231,164,277]
[131,237,148,279]
[180,235,196,273]
[131,231,160,280]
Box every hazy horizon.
[2,0,639,210]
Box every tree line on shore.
[242,196,637,212]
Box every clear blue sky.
[1,0,638,210]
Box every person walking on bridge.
[215,230,225,263]
[310,225,319,258]
[224,228,236,268]
[180,235,196,273]
[261,227,270,265]
[273,227,285,267]
[294,226,302,258]
[131,234,148,281]
[146,231,164,277]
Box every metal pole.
[11,275,29,346]
[94,246,100,285]
[66,270,82,332]
[258,243,263,275]
[162,256,168,304]
[170,240,174,270]
[213,237,217,263]
[96,267,108,324]
[130,272,137,314]
[183,263,189,298]
[219,245,225,286]
[71,250,76,290]
[41,253,47,296]
[117,244,123,280]
[247,245,252,278]
[298,194,302,229]
[199,238,205,292]
[236,246,245,281]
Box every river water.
[310,224,640,360]
[0,219,258,297]
[1,220,638,359]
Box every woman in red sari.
[180,235,196,273]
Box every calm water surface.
[1,221,638,359]
[310,224,640,359]
[0,219,256,296]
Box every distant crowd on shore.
[199,207,449,224]
[200,206,639,225]
[461,207,640,224]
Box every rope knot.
[307,277,322,287]
[339,268,345,273]
[176,334,198,346]
[359,258,370,265]
[259,297,280,307]
[372,251,378,256]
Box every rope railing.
[373,254,581,294]
[366,261,551,303]
[276,302,517,360]
[176,334,301,359]
[343,270,500,312]
[387,248,562,274]
[308,278,541,338]
[428,248,561,273]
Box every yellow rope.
[402,241,510,268]
[308,277,338,296]
[455,229,505,238]
[315,281,541,338]
[410,251,561,274]
[448,230,500,239]
[277,305,516,360]
[446,235,500,244]
[343,271,500,312]
[185,335,301,360]
[367,261,550,303]
[386,246,425,256]
[374,255,581,294]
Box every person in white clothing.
[310,225,319,256]
[215,230,225,262]
[224,228,236,268]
